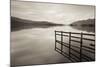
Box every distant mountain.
[11,17,64,31]
[69,19,95,32]
[70,19,95,26]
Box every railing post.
[55,31,56,50]
[80,32,83,61]
[69,32,71,57]
[61,31,63,54]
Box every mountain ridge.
[69,19,95,26]
[11,17,64,31]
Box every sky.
[11,0,95,24]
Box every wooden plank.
[71,39,81,43]
[70,53,80,60]
[55,31,69,33]
[71,45,80,49]
[71,32,81,34]
[83,33,95,36]
[90,44,95,47]
[56,40,69,47]
[55,31,56,50]
[82,54,94,61]
[81,56,90,61]
[70,47,80,54]
[61,31,63,53]
[71,36,81,39]
[82,45,95,50]
[56,34,69,37]
[82,48,95,53]
[69,32,71,57]
[56,47,61,52]
[83,38,95,41]
[57,40,70,49]
[80,32,83,61]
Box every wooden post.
[55,31,56,50]
[61,31,63,54]
[80,32,83,61]
[69,32,71,57]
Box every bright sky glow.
[11,0,95,24]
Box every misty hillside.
[11,17,64,31]
[70,19,95,26]
[69,19,95,32]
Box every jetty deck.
[55,31,95,62]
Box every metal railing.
[55,30,95,62]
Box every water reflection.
[11,23,95,66]
[11,17,64,31]
[70,26,95,33]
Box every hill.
[11,17,64,31]
[69,19,95,32]
[70,19,95,26]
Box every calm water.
[11,26,95,66]
[11,1,95,66]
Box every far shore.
[11,17,65,31]
[69,19,95,33]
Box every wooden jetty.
[55,31,95,62]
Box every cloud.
[11,0,95,24]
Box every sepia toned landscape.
[11,0,95,67]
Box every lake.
[11,25,95,66]
[11,1,95,66]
